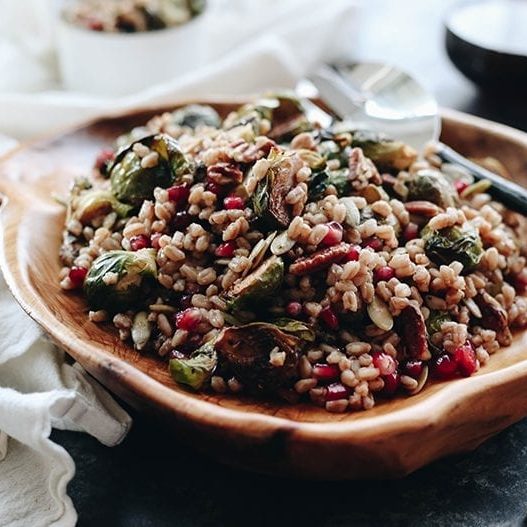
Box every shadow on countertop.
[52,409,527,527]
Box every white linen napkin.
[0,1,358,525]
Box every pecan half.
[349,147,382,190]
[289,243,350,276]
[231,138,276,164]
[397,303,431,360]
[404,200,443,217]
[207,162,244,185]
[475,292,512,346]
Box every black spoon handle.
[436,142,527,215]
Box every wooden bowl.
[2,102,527,480]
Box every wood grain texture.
[1,102,527,479]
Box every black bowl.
[445,0,527,93]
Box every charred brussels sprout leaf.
[223,98,277,134]
[351,130,417,171]
[215,323,300,392]
[84,249,157,312]
[169,339,217,390]
[228,255,284,312]
[308,168,350,200]
[251,150,301,228]
[170,104,221,129]
[423,225,483,272]
[272,318,316,341]
[426,310,452,334]
[110,134,191,206]
[407,169,457,209]
[72,189,133,224]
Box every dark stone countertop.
[52,1,527,525]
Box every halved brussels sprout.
[272,318,316,341]
[72,189,133,224]
[84,249,157,312]
[252,150,301,228]
[170,104,221,129]
[350,130,417,171]
[222,98,277,134]
[215,323,300,392]
[423,225,483,272]
[407,169,457,209]
[228,255,284,312]
[109,134,192,206]
[169,339,217,391]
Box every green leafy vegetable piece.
[426,310,452,334]
[72,189,133,224]
[308,168,350,200]
[84,249,157,312]
[169,339,217,390]
[170,104,221,129]
[109,134,192,206]
[423,225,483,272]
[272,318,316,341]
[407,169,458,208]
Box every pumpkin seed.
[271,230,296,256]
[408,365,429,395]
[367,296,394,331]
[244,231,277,275]
[339,197,360,227]
[131,311,151,351]
[460,179,492,199]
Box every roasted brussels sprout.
[169,339,217,390]
[407,169,457,209]
[272,318,316,342]
[72,189,133,224]
[223,98,277,134]
[308,168,350,200]
[84,249,157,311]
[423,225,483,272]
[215,323,300,392]
[350,130,417,171]
[228,255,284,311]
[252,150,302,228]
[170,104,221,129]
[109,134,192,206]
[426,310,452,334]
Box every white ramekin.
[56,13,206,96]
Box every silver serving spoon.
[306,62,527,214]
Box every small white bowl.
[57,13,206,96]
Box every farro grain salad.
[59,95,527,413]
[64,0,205,33]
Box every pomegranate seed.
[432,353,459,380]
[172,211,192,231]
[150,233,162,250]
[403,222,419,242]
[175,308,202,331]
[402,359,424,379]
[130,234,150,251]
[319,306,339,330]
[362,237,383,251]
[454,341,477,377]
[380,372,400,396]
[321,222,343,246]
[371,351,397,375]
[286,301,302,317]
[215,241,236,258]
[374,266,395,282]
[167,185,190,208]
[325,383,350,401]
[69,266,88,288]
[454,180,469,194]
[223,196,245,210]
[94,149,114,172]
[313,363,340,382]
[345,245,361,261]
